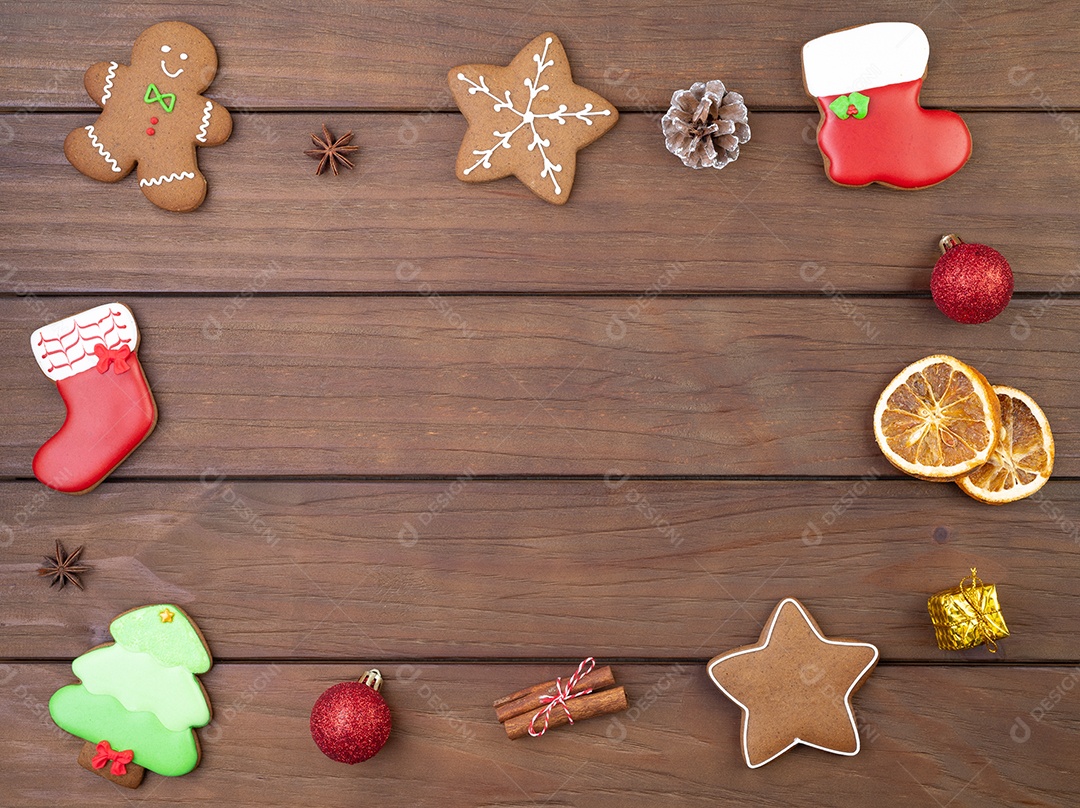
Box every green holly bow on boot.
[828,91,869,120]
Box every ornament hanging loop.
[938,234,964,254]
[359,669,384,691]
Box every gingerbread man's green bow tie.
[144,83,176,113]
[828,91,869,120]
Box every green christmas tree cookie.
[49,604,213,789]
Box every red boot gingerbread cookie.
[64,21,232,211]
[802,22,971,189]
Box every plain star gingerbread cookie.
[448,32,619,204]
[707,598,879,768]
[64,21,232,211]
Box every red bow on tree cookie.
[93,344,132,374]
[91,740,134,775]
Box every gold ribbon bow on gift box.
[928,568,1010,652]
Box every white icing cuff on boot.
[31,302,139,381]
[803,22,930,98]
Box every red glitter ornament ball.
[310,670,391,764]
[930,234,1013,324]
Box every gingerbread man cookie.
[707,598,879,768]
[64,22,232,211]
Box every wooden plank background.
[2,1,1078,805]
[3,298,1079,477]
[2,480,1079,661]
[3,113,1079,293]
[3,1,1080,111]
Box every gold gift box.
[927,569,1009,652]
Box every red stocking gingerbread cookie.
[64,21,232,211]
[802,22,971,189]
[31,303,157,494]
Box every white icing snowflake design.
[455,36,613,197]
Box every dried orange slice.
[957,386,1054,503]
[873,355,1001,480]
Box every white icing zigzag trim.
[195,101,212,143]
[140,171,196,187]
[84,125,122,173]
[101,61,118,105]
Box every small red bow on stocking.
[93,344,132,375]
[91,740,134,775]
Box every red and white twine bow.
[91,739,134,775]
[528,657,596,737]
[93,343,132,375]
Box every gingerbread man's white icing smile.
[159,44,187,78]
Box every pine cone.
[662,80,750,170]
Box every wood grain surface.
[2,113,1078,293]
[2,1,1078,805]
[2,1,1079,111]
[2,481,1078,661]
[3,662,1075,807]
[3,297,1077,476]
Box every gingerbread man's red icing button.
[146,128,155,136]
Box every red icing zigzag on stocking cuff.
[32,303,139,381]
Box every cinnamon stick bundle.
[493,665,616,723]
[503,686,628,740]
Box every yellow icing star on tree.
[448,32,619,204]
[159,608,175,623]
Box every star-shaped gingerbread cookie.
[448,32,619,204]
[707,598,879,768]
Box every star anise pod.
[37,540,89,590]
[305,124,359,176]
